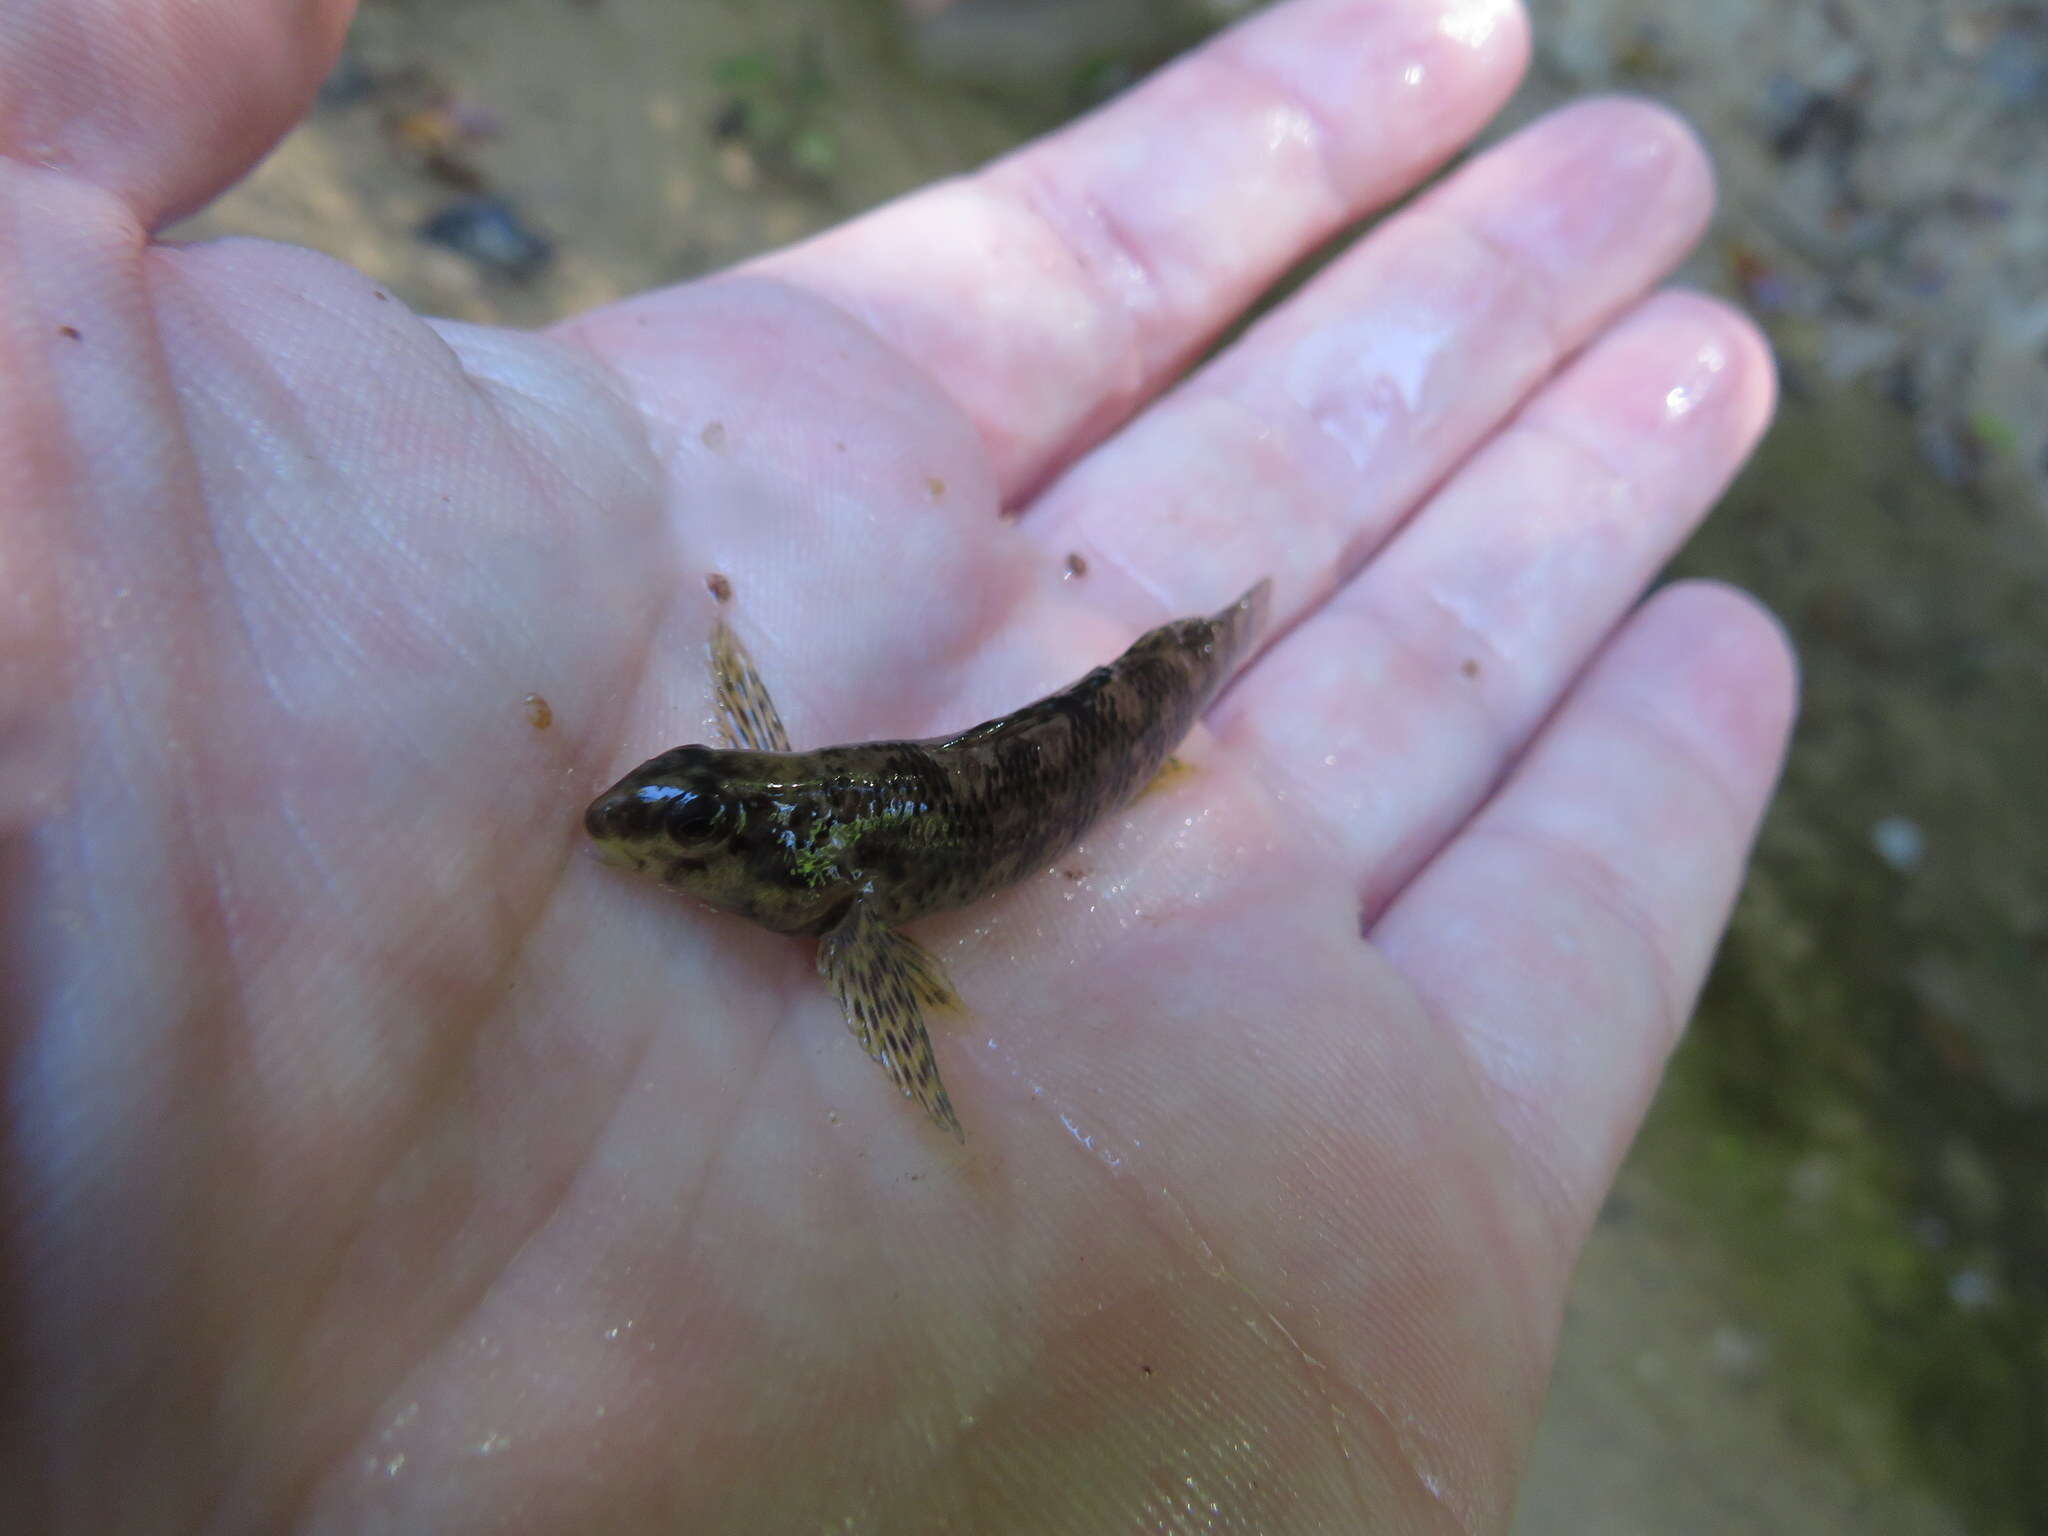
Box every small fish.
[584,580,1271,1139]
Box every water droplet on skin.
[1287,310,1451,469]
[1872,815,1925,871]
[1438,0,1511,49]
[1262,104,1315,153]
[1663,341,1729,419]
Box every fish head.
[584,745,854,934]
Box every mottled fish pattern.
[584,580,1270,1139]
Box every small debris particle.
[1615,23,1678,80]
[701,420,727,451]
[372,290,388,302]
[710,99,749,142]
[1460,657,1481,680]
[417,196,553,281]
[1763,77,1862,162]
[420,149,487,194]
[1058,866,1086,881]
[706,572,733,603]
[1871,814,1925,872]
[833,439,847,453]
[1726,241,1796,315]
[57,324,82,341]
[926,475,946,500]
[1064,551,1088,580]
[523,693,553,730]
[1139,1363,1154,1377]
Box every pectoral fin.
[818,899,965,1140]
[711,613,792,753]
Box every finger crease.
[1501,406,1656,526]
[1196,45,1353,213]
[999,165,1160,407]
[1475,819,1691,1049]
[1414,200,1569,370]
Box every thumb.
[0,0,354,228]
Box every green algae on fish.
[584,580,1271,1139]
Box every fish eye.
[667,795,723,844]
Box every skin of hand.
[0,0,1796,1531]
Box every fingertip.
[1433,94,1715,333]
[1627,578,1801,800]
[1524,286,1778,489]
[1209,0,1533,199]
[1578,94,1718,220]
[1641,576,1798,687]
[1634,286,1780,446]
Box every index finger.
[732,0,1526,500]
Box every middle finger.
[1020,97,1714,631]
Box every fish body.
[585,580,1269,1136]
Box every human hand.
[1,1,1793,1530]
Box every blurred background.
[177,2,2047,1530]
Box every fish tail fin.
[1214,577,1273,667]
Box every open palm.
[4,2,1794,1531]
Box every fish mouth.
[586,837,640,870]
[585,788,627,840]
